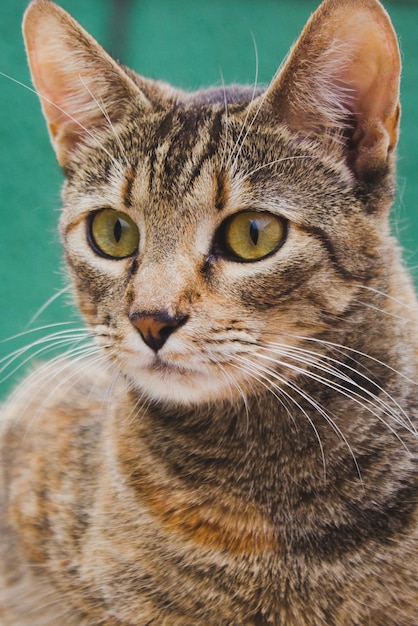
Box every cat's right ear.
[23,0,149,167]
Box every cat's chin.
[124,360,242,406]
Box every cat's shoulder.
[1,357,119,436]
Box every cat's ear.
[23,0,149,167]
[254,0,401,180]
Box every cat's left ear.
[23,0,149,167]
[253,0,401,180]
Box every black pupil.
[249,220,259,245]
[114,219,123,243]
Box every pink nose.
[129,312,188,352]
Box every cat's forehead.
[63,96,354,238]
[62,77,357,238]
[66,96,251,204]
[184,85,264,107]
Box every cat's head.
[23,0,401,405]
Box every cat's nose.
[129,312,188,352]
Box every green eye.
[89,209,139,259]
[221,211,287,261]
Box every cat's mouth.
[150,355,192,376]
[121,349,239,405]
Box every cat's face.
[60,97,381,405]
[23,0,401,406]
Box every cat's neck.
[114,377,409,511]
[110,296,418,523]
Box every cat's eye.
[89,209,139,259]
[220,211,287,261]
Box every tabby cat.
[0,0,417,623]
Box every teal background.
[0,0,417,396]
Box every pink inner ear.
[336,13,400,137]
[23,1,144,167]
[336,13,400,176]
[27,39,76,137]
[255,0,401,178]
[23,10,103,163]
[27,46,100,164]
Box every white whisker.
[24,285,73,329]
[257,346,414,451]
[2,342,101,427]
[123,385,152,428]
[1,321,80,345]
[240,354,364,483]
[357,284,418,311]
[218,68,230,171]
[226,33,260,171]
[240,155,314,183]
[261,341,416,437]
[0,71,123,172]
[78,75,130,169]
[352,298,410,321]
[0,328,90,383]
[232,356,328,481]
[217,360,250,430]
[24,349,108,435]
[281,332,418,388]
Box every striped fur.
[1,0,417,624]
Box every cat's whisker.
[0,328,90,382]
[0,71,124,174]
[238,354,364,483]
[23,348,106,434]
[217,360,251,429]
[127,388,155,429]
[218,69,230,171]
[257,345,414,448]
[0,337,86,385]
[24,285,73,329]
[282,376,364,483]
[0,324,90,364]
[227,41,290,176]
[240,155,314,183]
[232,357,298,431]
[2,344,100,432]
[260,341,416,436]
[304,342,418,434]
[1,325,88,357]
[232,356,328,481]
[279,332,418,388]
[6,341,99,398]
[78,75,131,169]
[225,34,261,171]
[102,363,122,402]
[357,284,418,311]
[1,321,80,345]
[82,354,120,415]
[351,298,411,321]
[115,355,154,427]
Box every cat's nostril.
[129,312,188,352]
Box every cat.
[0,0,417,623]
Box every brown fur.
[1,0,417,624]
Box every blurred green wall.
[0,0,417,395]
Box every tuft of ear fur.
[23,0,149,167]
[253,0,401,180]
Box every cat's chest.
[40,406,336,625]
